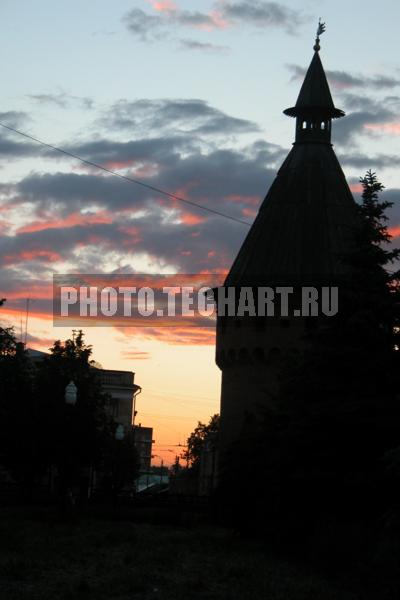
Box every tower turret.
[216,24,360,455]
[284,21,344,145]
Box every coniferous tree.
[217,172,400,558]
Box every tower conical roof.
[284,51,344,120]
[225,144,358,286]
[224,41,358,287]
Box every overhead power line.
[0,122,251,227]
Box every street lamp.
[59,380,78,508]
[65,381,77,405]
[112,424,125,509]
[115,423,125,441]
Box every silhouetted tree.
[171,455,182,475]
[0,330,138,503]
[0,328,44,498]
[101,426,139,506]
[217,172,400,563]
[33,331,114,501]
[183,414,219,472]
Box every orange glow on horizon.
[0,311,220,466]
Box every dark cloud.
[285,67,400,145]
[13,142,275,229]
[123,1,306,44]
[2,89,397,319]
[28,93,94,110]
[288,65,400,90]
[0,94,275,280]
[329,72,400,90]
[0,111,30,129]
[100,98,259,137]
[175,10,216,28]
[339,152,400,170]
[28,94,69,108]
[179,39,229,53]
[332,111,393,145]
[332,97,396,145]
[221,1,305,33]
[0,136,38,158]
[123,9,165,41]
[61,135,191,167]
[6,130,280,275]
[315,94,400,146]
[0,112,44,159]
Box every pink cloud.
[0,219,11,234]
[102,159,137,170]
[349,183,363,194]
[16,211,114,234]
[0,305,54,322]
[226,194,260,206]
[364,122,400,135]
[389,225,400,239]
[209,8,229,30]
[180,212,207,226]
[148,0,177,13]
[4,284,53,301]
[136,326,216,346]
[121,350,151,360]
[4,250,62,265]
[242,207,257,218]
[147,0,228,30]
[119,225,143,246]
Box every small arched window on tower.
[238,347,249,364]
[302,121,307,129]
[253,347,265,362]
[321,121,326,130]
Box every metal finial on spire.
[313,18,326,52]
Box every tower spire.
[313,18,326,52]
[284,22,344,144]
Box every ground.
[0,508,359,600]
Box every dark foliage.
[0,330,138,501]
[183,414,220,472]
[216,172,400,576]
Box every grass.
[0,507,359,600]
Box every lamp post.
[65,380,77,405]
[112,423,125,510]
[57,380,78,510]
[115,423,125,441]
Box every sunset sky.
[1,0,400,464]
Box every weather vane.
[314,18,326,52]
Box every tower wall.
[216,42,359,460]
[216,315,309,452]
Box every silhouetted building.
[133,424,153,472]
[198,432,218,496]
[94,369,141,431]
[25,349,142,434]
[216,34,359,453]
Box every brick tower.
[216,29,360,455]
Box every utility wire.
[0,122,252,227]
